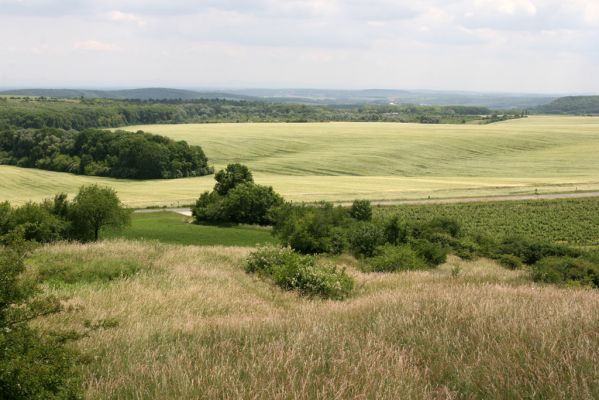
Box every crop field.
[2,116,599,206]
[376,197,599,247]
[105,212,276,246]
[31,241,599,399]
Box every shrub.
[383,215,411,245]
[271,202,350,254]
[532,257,599,288]
[349,199,372,221]
[245,246,354,299]
[410,239,449,267]
[192,191,226,223]
[500,237,581,265]
[347,222,385,257]
[11,202,68,243]
[364,244,427,272]
[498,254,523,270]
[0,237,82,399]
[221,183,283,225]
[214,163,254,195]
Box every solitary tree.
[213,163,253,195]
[70,185,130,241]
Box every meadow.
[31,241,599,399]
[104,212,276,246]
[2,116,599,206]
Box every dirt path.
[134,191,599,215]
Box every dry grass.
[32,241,599,399]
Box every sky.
[1,0,598,93]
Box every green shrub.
[532,257,599,288]
[271,202,350,254]
[364,244,427,272]
[11,202,68,243]
[221,183,283,225]
[500,237,581,265]
[410,239,449,267]
[0,238,82,399]
[498,254,523,270]
[383,215,411,245]
[349,199,372,221]
[245,246,354,300]
[347,222,385,257]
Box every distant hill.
[0,88,251,101]
[536,96,599,115]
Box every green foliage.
[499,237,581,265]
[0,127,212,179]
[410,239,449,267]
[363,244,427,272]
[0,238,82,399]
[349,199,372,221]
[221,183,283,225]
[383,215,411,245]
[532,257,599,288]
[270,202,350,254]
[499,254,523,270]
[192,191,225,223]
[347,222,385,258]
[245,246,354,299]
[70,185,131,241]
[10,202,68,243]
[214,163,253,196]
[536,96,599,115]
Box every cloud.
[109,10,146,26]
[73,40,119,52]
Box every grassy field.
[376,197,599,247]
[31,241,599,399]
[2,116,599,206]
[104,212,276,246]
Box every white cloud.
[73,40,119,52]
[109,10,146,26]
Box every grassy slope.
[104,212,276,246]
[2,116,599,206]
[33,241,599,399]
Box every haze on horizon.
[1,0,598,94]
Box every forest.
[0,96,509,130]
[0,128,212,179]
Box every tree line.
[0,97,501,130]
[0,127,212,179]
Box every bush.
[383,215,411,245]
[0,238,82,399]
[349,200,372,221]
[11,202,68,243]
[364,244,427,272]
[221,183,283,225]
[245,246,354,299]
[498,254,523,270]
[532,257,599,288]
[214,163,253,195]
[410,239,449,267]
[271,202,350,254]
[347,222,385,257]
[500,237,581,265]
[192,191,225,223]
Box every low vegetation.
[0,128,212,179]
[25,241,599,399]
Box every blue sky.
[1,0,598,92]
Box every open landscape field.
[30,241,599,399]
[2,116,599,206]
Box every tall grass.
[31,241,599,399]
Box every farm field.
[2,116,599,206]
[104,211,276,246]
[32,241,599,399]
[377,197,599,248]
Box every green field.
[376,197,599,247]
[2,116,599,206]
[105,212,276,246]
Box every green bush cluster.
[0,128,212,179]
[192,164,283,226]
[0,185,130,243]
[245,246,354,300]
[0,238,82,399]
